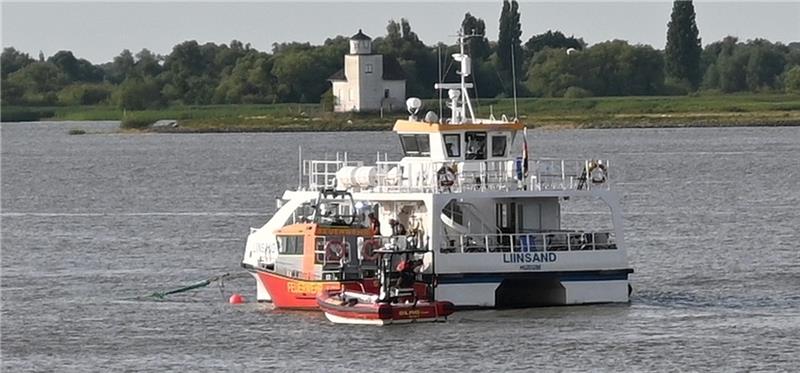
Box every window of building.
[443,134,461,158]
[384,89,390,98]
[365,64,373,74]
[465,132,487,160]
[491,135,507,157]
[399,134,431,157]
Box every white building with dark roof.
[328,29,406,113]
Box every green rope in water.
[144,272,250,300]
[149,279,212,299]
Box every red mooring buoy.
[229,293,245,304]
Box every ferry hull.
[434,270,633,308]
[249,266,630,309]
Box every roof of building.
[327,56,406,81]
[350,29,371,41]
[328,69,346,81]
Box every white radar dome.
[406,97,422,114]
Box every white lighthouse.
[328,29,406,112]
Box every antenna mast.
[438,46,443,122]
[457,30,475,123]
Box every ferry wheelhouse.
[242,30,633,309]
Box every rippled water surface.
[2,121,799,371]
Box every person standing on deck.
[368,213,381,236]
[389,219,407,236]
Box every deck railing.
[303,155,610,193]
[303,158,363,190]
[439,230,617,254]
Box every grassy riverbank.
[3,94,799,131]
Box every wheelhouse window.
[399,134,430,157]
[465,132,487,160]
[491,135,507,157]
[443,134,461,158]
[278,236,303,255]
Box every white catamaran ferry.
[242,29,633,309]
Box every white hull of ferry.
[252,276,631,308]
[435,278,630,308]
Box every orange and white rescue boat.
[317,249,455,325]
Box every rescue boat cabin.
[270,189,379,282]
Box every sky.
[2,1,799,64]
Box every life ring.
[588,161,607,184]
[361,239,380,261]
[325,240,347,261]
[437,165,456,188]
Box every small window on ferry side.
[491,135,507,157]
[399,134,431,157]
[443,134,461,157]
[465,132,487,160]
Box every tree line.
[2,0,798,110]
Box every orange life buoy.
[325,240,347,261]
[361,239,380,261]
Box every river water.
[1,121,798,371]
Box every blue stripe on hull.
[435,269,632,284]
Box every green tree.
[785,65,800,93]
[375,19,438,98]
[104,49,136,84]
[701,38,790,93]
[48,50,103,83]
[526,41,664,97]
[665,0,703,89]
[7,62,66,104]
[113,77,163,110]
[271,48,326,103]
[1,47,35,78]
[214,51,276,104]
[134,49,162,78]
[497,0,523,95]
[462,13,491,61]
[524,31,584,60]
[58,83,113,105]
[1,78,25,105]
[744,40,785,91]
[162,41,219,104]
